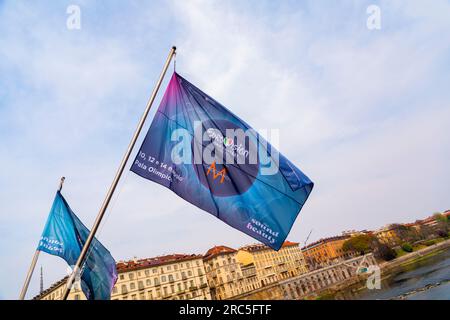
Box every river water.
[335,248,450,300]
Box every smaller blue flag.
[38,191,117,300]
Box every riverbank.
[330,238,450,300]
[380,238,450,273]
[234,239,450,300]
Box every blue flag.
[38,191,118,300]
[131,72,313,250]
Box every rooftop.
[32,276,68,300]
[117,253,203,272]
[239,241,299,252]
[203,245,236,260]
[301,235,349,251]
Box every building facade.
[236,241,308,287]
[112,254,211,300]
[374,226,402,247]
[33,277,86,300]
[280,254,377,300]
[34,254,211,300]
[203,246,247,300]
[301,236,356,269]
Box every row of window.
[113,277,207,295]
[118,268,204,283]
[119,260,204,280]
[114,287,210,300]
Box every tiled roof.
[239,241,299,252]
[282,240,299,248]
[301,235,349,250]
[203,246,236,260]
[117,254,202,272]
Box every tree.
[434,213,449,235]
[418,224,434,240]
[401,242,413,253]
[342,235,373,255]
[437,230,448,238]
[375,243,397,261]
[389,223,419,243]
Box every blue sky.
[1,1,449,299]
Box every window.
[138,281,144,290]
[74,294,80,300]
[161,275,166,282]
[146,279,151,286]
[145,270,150,276]
[168,275,174,282]
[119,274,124,280]
[129,273,135,280]
[121,284,127,294]
[188,270,192,276]
[154,278,160,285]
[112,287,118,294]
[130,283,136,290]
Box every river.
[335,248,450,300]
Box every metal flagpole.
[62,46,177,300]
[19,176,66,300]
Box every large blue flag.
[38,191,118,299]
[131,73,313,250]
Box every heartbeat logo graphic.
[206,161,227,184]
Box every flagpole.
[62,46,177,300]
[19,176,66,300]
